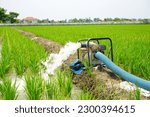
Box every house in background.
[22,17,39,24]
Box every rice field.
[0,27,47,99]
[0,24,150,100]
[18,24,150,80]
[0,27,47,77]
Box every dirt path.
[16,29,62,53]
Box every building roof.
[23,17,38,21]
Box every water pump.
[70,37,113,74]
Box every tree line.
[0,7,149,24]
[41,18,149,24]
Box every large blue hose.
[95,52,150,91]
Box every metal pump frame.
[77,37,114,67]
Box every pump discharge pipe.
[95,51,150,91]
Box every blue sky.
[0,0,149,20]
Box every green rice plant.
[29,58,39,73]
[28,42,47,73]
[13,52,26,75]
[46,70,73,100]
[78,91,94,100]
[46,79,58,99]
[0,58,11,78]
[63,72,73,97]
[56,70,73,98]
[57,70,64,89]
[25,75,45,100]
[0,31,12,78]
[0,79,18,100]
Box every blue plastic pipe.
[95,51,150,91]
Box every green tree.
[9,12,19,23]
[0,7,19,23]
[0,8,7,23]
[113,17,121,22]
[72,18,79,23]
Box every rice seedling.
[13,52,26,75]
[78,91,94,100]
[63,73,73,97]
[25,75,45,100]
[0,79,18,100]
[56,70,73,98]
[0,31,12,78]
[46,79,59,99]
[46,70,73,100]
